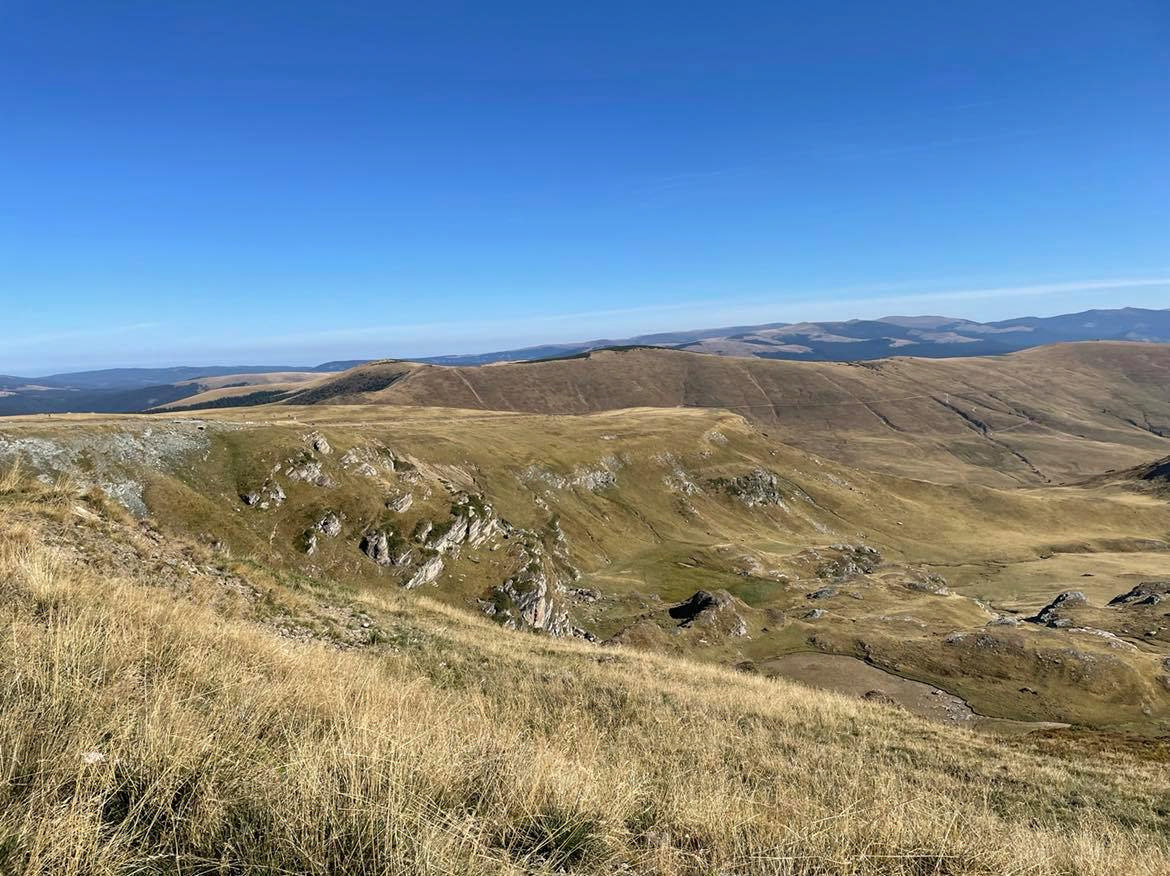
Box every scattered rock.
[987,615,1021,626]
[906,575,950,595]
[566,587,601,603]
[862,690,899,707]
[710,468,789,507]
[571,458,621,491]
[817,545,882,580]
[804,608,826,620]
[1068,627,1138,651]
[241,481,285,509]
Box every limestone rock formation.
[241,481,286,509]
[710,468,788,507]
[305,432,331,454]
[361,530,413,567]
[317,512,342,537]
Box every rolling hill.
[169,341,1170,486]
[5,340,1170,871]
[4,306,1170,416]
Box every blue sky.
[1,1,1167,373]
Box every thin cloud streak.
[10,275,1167,371]
[8,322,161,350]
[231,275,1170,354]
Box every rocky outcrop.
[1029,591,1088,627]
[305,432,331,455]
[518,456,623,493]
[317,512,342,537]
[404,555,443,589]
[481,568,573,636]
[474,515,584,636]
[241,481,285,509]
[1108,582,1170,607]
[666,589,749,636]
[817,544,881,580]
[669,590,729,622]
[709,468,788,507]
[361,530,413,567]
[425,494,504,554]
[287,460,334,487]
[386,493,413,513]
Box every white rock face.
[317,512,342,537]
[305,432,331,454]
[242,481,286,510]
[404,555,444,589]
[287,461,334,487]
[483,569,573,636]
[386,493,413,513]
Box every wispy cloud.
[12,275,1166,371]
[216,274,1170,357]
[8,321,161,350]
[827,128,1043,161]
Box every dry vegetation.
[205,341,1170,485]
[2,468,1169,875]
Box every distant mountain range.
[2,306,1168,415]
[417,306,1170,365]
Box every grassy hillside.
[2,469,1169,874]
[244,342,1170,485]
[3,403,1170,733]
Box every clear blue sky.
[2,1,1167,373]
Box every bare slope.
[281,342,1170,485]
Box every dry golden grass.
[0,473,1168,874]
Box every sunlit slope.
[3,403,1170,730]
[275,342,1170,484]
[1,473,1168,874]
